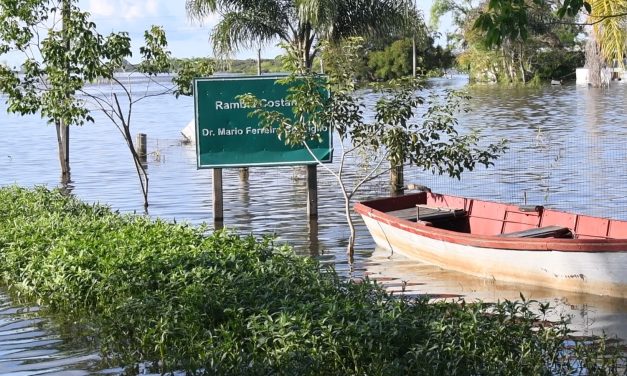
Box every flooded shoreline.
[2,76,627,373]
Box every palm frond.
[211,11,288,57]
[589,0,627,65]
[295,0,338,38]
[185,0,218,20]
[187,0,418,68]
[331,0,416,41]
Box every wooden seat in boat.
[416,205,467,222]
[499,225,572,238]
[386,205,466,223]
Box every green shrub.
[0,186,623,375]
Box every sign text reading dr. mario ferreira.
[193,76,333,169]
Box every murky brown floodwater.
[2,75,627,374]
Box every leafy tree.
[0,0,114,182]
[437,0,582,83]
[367,35,456,80]
[79,25,176,209]
[430,0,477,49]
[368,39,413,80]
[474,0,627,85]
[0,0,212,206]
[241,38,506,255]
[185,0,418,70]
[531,50,585,81]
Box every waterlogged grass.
[0,186,624,375]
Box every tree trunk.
[344,192,356,260]
[412,37,416,77]
[511,49,517,82]
[519,44,526,84]
[257,47,261,75]
[62,121,70,182]
[59,0,71,184]
[114,93,149,209]
[301,26,314,71]
[585,36,603,87]
[55,120,70,184]
[390,163,404,194]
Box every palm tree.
[587,0,627,65]
[584,0,627,86]
[185,0,419,70]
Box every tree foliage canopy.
[433,0,584,83]
[473,0,627,66]
[587,0,627,66]
[185,0,420,69]
[0,0,131,127]
[0,0,213,203]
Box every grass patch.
[0,186,624,375]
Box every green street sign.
[193,75,333,168]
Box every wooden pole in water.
[307,164,318,218]
[213,168,224,222]
[135,133,147,161]
[308,218,319,257]
[239,168,249,180]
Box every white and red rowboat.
[354,192,627,298]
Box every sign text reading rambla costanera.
[214,98,295,110]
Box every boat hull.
[356,194,627,298]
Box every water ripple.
[0,293,99,376]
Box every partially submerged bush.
[0,186,624,375]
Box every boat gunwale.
[354,193,627,253]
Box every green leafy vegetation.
[185,0,419,70]
[169,56,282,78]
[366,37,455,81]
[1,186,624,375]
[0,0,213,205]
[433,0,585,84]
[241,38,507,254]
[216,57,285,75]
[469,0,627,86]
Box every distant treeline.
[4,40,453,82]
[167,39,455,81]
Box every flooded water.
[2,75,627,373]
[0,293,100,376]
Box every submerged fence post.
[307,164,318,218]
[135,133,147,161]
[239,168,250,181]
[213,168,224,222]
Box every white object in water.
[181,119,195,144]
[576,68,589,85]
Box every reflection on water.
[2,76,627,373]
[364,247,627,341]
[0,293,99,376]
